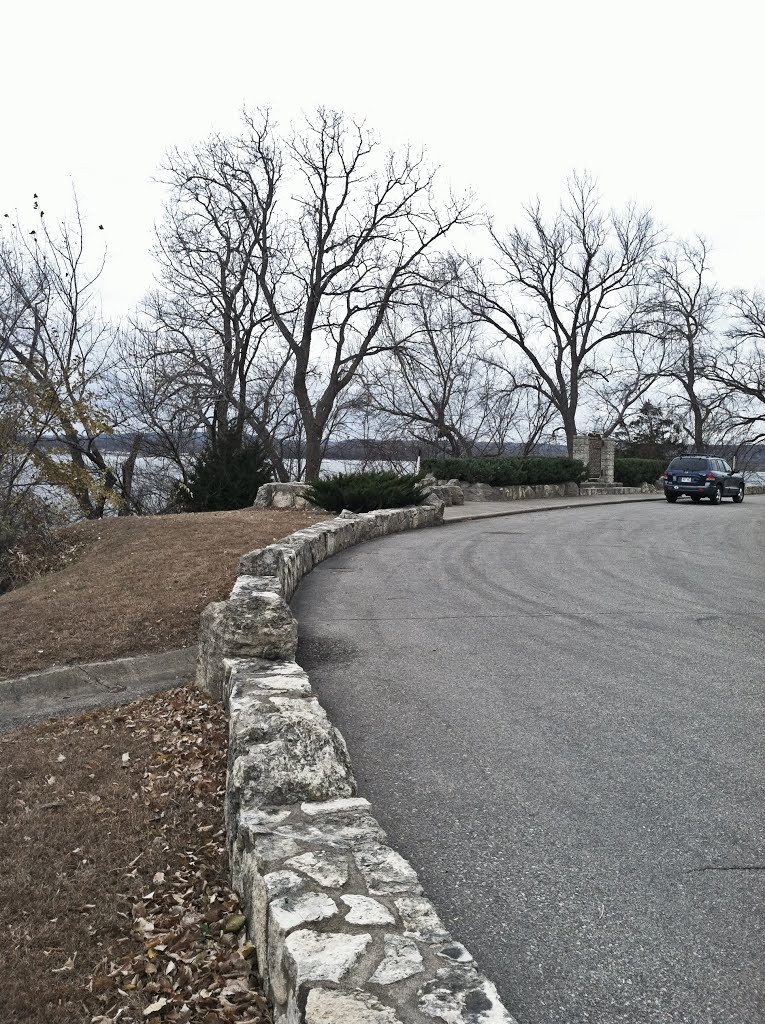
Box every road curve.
[292,497,765,1024]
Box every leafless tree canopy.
[0,200,135,518]
[453,174,661,453]
[4,119,765,524]
[711,289,765,444]
[649,237,732,450]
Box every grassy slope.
[0,508,328,680]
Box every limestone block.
[240,543,286,581]
[285,851,350,889]
[225,658,311,708]
[197,590,298,700]
[419,966,516,1023]
[239,540,308,600]
[268,892,340,1004]
[230,574,283,600]
[323,520,361,557]
[425,492,447,517]
[369,934,424,985]
[283,929,372,989]
[278,809,386,852]
[429,482,464,507]
[249,870,305,978]
[353,844,423,896]
[341,895,396,926]
[229,696,356,809]
[254,482,322,511]
[393,896,450,943]
[304,987,404,1023]
[446,481,465,505]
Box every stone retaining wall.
[196,505,516,1023]
[459,480,580,502]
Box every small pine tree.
[617,401,683,460]
[176,436,273,512]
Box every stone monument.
[572,433,616,484]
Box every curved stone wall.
[196,505,517,1023]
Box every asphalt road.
[292,496,765,1024]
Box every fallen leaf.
[143,997,168,1016]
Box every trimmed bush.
[421,456,587,487]
[614,457,666,487]
[306,471,429,513]
[176,438,274,512]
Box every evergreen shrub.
[421,456,586,487]
[614,457,667,487]
[306,470,428,513]
[176,438,274,512]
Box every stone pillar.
[572,435,590,474]
[572,434,615,483]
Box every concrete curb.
[0,646,197,734]
[442,493,664,523]
[196,505,518,1024]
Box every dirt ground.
[0,508,328,680]
[0,685,271,1024]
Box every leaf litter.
[0,686,271,1023]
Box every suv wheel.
[732,485,745,504]
[710,485,723,505]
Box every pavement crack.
[76,665,127,694]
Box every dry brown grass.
[0,508,328,680]
[0,686,271,1024]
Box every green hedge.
[614,458,666,487]
[306,471,429,513]
[421,456,587,487]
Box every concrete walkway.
[0,646,197,734]
[443,491,663,522]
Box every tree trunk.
[303,431,324,482]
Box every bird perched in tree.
[99,224,104,230]
[33,193,38,198]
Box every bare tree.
[710,289,765,445]
[0,198,129,518]
[357,289,502,456]
[142,109,470,480]
[652,236,729,450]
[455,174,660,454]
[142,127,275,462]
[587,330,667,437]
[235,107,473,479]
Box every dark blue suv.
[663,456,745,504]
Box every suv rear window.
[669,457,709,471]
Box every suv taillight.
[705,472,715,480]
[663,472,669,479]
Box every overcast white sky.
[2,0,763,319]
